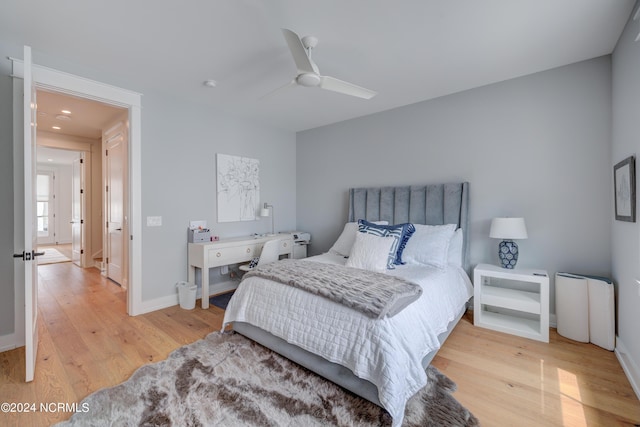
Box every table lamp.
[489,217,528,269]
[261,202,275,236]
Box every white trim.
[138,294,180,315]
[615,335,640,400]
[11,59,141,107]
[128,105,142,315]
[11,56,143,317]
[0,333,22,353]
[137,281,237,315]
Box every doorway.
[12,56,143,359]
[35,90,127,280]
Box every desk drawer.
[207,244,257,266]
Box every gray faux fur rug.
[57,332,479,426]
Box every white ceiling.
[37,146,80,166]
[0,0,635,133]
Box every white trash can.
[177,281,197,310]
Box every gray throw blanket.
[243,259,423,319]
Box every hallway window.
[37,172,53,237]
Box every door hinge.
[81,249,84,254]
[105,149,108,156]
[106,257,109,264]
[106,185,108,192]
[81,219,84,224]
[80,189,84,194]
[80,158,84,163]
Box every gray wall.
[0,43,16,337]
[140,91,296,301]
[0,41,296,339]
[612,4,640,386]
[297,56,612,315]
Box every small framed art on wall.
[614,155,636,222]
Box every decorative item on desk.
[188,227,211,243]
[261,202,275,236]
[489,217,528,269]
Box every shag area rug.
[57,332,479,426]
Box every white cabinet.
[473,263,549,342]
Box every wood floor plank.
[0,263,638,427]
[433,312,640,426]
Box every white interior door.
[71,154,84,266]
[21,46,40,382]
[106,133,124,285]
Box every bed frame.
[233,182,470,406]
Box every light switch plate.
[147,216,162,227]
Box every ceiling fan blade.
[319,76,377,99]
[260,79,297,100]
[282,29,316,74]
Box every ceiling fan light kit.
[265,29,377,100]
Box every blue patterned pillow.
[358,220,416,269]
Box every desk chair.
[239,239,280,272]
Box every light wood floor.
[1,262,639,426]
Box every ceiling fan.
[264,29,377,100]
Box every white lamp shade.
[489,217,528,239]
[260,208,271,217]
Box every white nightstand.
[473,263,549,342]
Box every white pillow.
[403,224,457,269]
[447,228,463,268]
[345,231,395,273]
[329,220,389,257]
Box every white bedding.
[222,253,473,425]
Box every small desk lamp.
[490,217,528,269]
[261,202,275,236]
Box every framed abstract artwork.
[216,154,260,222]
[614,155,635,222]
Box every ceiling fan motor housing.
[297,72,321,87]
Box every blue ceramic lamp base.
[498,240,519,269]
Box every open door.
[71,153,84,266]
[13,46,41,382]
[105,129,126,287]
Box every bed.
[222,183,472,426]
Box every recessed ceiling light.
[61,109,71,114]
[55,114,71,121]
[203,79,217,88]
[47,158,53,162]
[52,126,61,130]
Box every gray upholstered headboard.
[347,182,470,273]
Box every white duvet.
[222,253,473,425]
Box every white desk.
[188,235,293,309]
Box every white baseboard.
[615,335,640,400]
[549,314,557,328]
[0,333,21,353]
[138,294,180,315]
[136,281,238,315]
